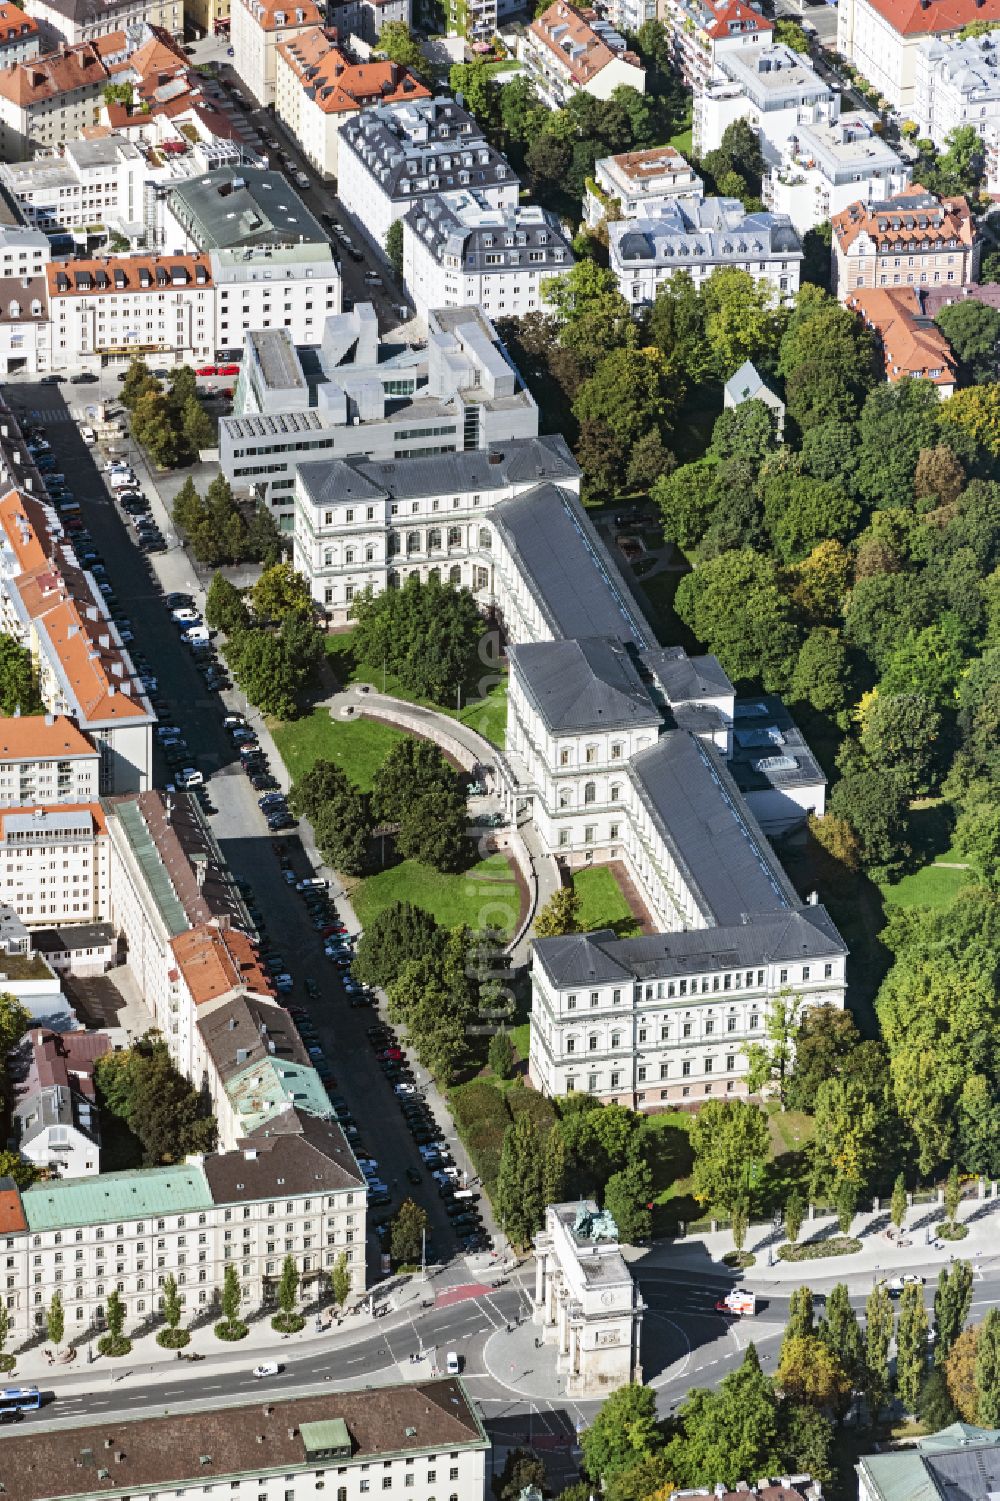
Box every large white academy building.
[291,405,846,1111]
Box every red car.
[217,363,240,376]
[196,364,218,376]
[377,1048,403,1062]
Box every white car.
[445,1351,461,1375]
[182,626,210,644]
[80,425,96,445]
[172,607,201,624]
[886,1274,925,1294]
[109,471,138,490]
[252,1362,280,1379]
[297,877,326,891]
[176,768,204,788]
[295,171,310,189]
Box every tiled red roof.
[861,0,1000,35]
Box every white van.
[445,1351,461,1375]
[80,426,96,445]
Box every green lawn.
[879,799,976,910]
[325,630,508,748]
[668,124,693,155]
[572,865,642,937]
[880,861,975,910]
[351,850,520,935]
[271,708,407,793]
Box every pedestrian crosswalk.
[21,406,77,422]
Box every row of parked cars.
[106,460,168,556]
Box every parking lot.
[10,379,492,1278]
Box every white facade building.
[583,145,703,229]
[664,0,773,91]
[763,112,912,233]
[836,0,1000,113]
[1,134,148,241]
[694,40,836,158]
[24,0,181,47]
[0,715,99,806]
[519,0,645,110]
[403,191,573,324]
[0,1380,489,1499]
[229,0,322,105]
[0,803,111,929]
[337,96,519,254]
[914,30,1000,148]
[609,195,802,307]
[533,1201,644,1393]
[46,253,215,371]
[222,304,539,521]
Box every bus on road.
[0,1386,41,1420]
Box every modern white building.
[693,40,836,158]
[664,0,773,90]
[763,111,912,233]
[0,1379,490,1499]
[519,0,645,110]
[608,195,802,307]
[229,0,322,105]
[221,303,540,522]
[533,1201,644,1394]
[274,28,429,179]
[0,715,99,806]
[1,134,149,241]
[293,434,579,621]
[338,96,519,254]
[914,30,1000,148]
[583,145,703,230]
[837,0,1000,112]
[0,802,111,929]
[403,191,573,324]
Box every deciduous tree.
[934,1260,973,1365]
[0,635,38,718]
[496,1114,544,1249]
[391,1199,427,1265]
[896,1281,929,1412]
[689,1099,770,1219]
[581,1383,663,1486]
[534,885,582,938]
[864,1283,895,1420]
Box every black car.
[250,774,279,791]
[405,1168,422,1186]
[164,593,195,609]
[69,372,99,383]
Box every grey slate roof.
[296,436,577,509]
[16,1083,99,1147]
[492,486,654,648]
[341,95,518,203]
[642,645,733,705]
[728,695,827,794]
[198,994,311,1085]
[509,637,659,734]
[533,905,847,987]
[857,1424,1000,1501]
[166,168,327,250]
[612,197,802,268]
[203,1108,365,1202]
[405,191,572,276]
[630,731,799,926]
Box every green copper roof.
[225,1057,332,1136]
[114,799,189,938]
[23,1164,213,1231]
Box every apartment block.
[338,95,517,252]
[274,28,429,179]
[609,195,801,307]
[0,1379,489,1501]
[519,1,645,109]
[846,285,957,393]
[0,4,40,65]
[663,0,772,90]
[220,303,539,520]
[0,485,154,790]
[403,191,573,324]
[914,30,1000,147]
[229,0,322,105]
[25,0,181,47]
[694,40,835,158]
[831,183,978,298]
[46,253,214,370]
[838,0,1000,111]
[0,802,111,929]
[583,145,703,230]
[1,133,149,240]
[0,714,99,806]
[168,921,274,1080]
[763,112,912,234]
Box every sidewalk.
[633,1194,1000,1290]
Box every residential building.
[229,0,323,106]
[694,40,835,158]
[326,0,411,44]
[663,0,773,91]
[859,1424,1000,1501]
[0,37,112,160]
[159,167,341,353]
[274,29,430,179]
[914,30,1000,147]
[0,714,100,806]
[338,95,518,252]
[0,802,111,929]
[0,1378,489,1499]
[919,280,1000,316]
[846,284,957,393]
[186,0,231,36]
[30,917,117,975]
[763,111,912,234]
[403,191,573,324]
[0,904,69,1028]
[0,201,50,376]
[46,252,215,371]
[583,145,703,230]
[25,0,182,46]
[13,1026,111,1178]
[519,1,645,110]
[1,133,149,241]
[608,195,802,307]
[831,183,979,297]
[221,303,539,521]
[837,0,1000,111]
[723,358,784,438]
[293,434,579,621]
[3,1106,366,1339]
[533,1201,643,1394]
[106,788,256,1050]
[0,5,40,65]
[167,921,274,1080]
[0,486,154,792]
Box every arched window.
[30,299,41,317]
[427,527,442,551]
[449,564,461,584]
[428,566,441,583]
[406,530,420,555]
[479,526,492,550]
[7,300,19,319]
[584,781,596,805]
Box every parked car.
[176,768,205,788]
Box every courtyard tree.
[272,1254,304,1334]
[157,1272,189,1349]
